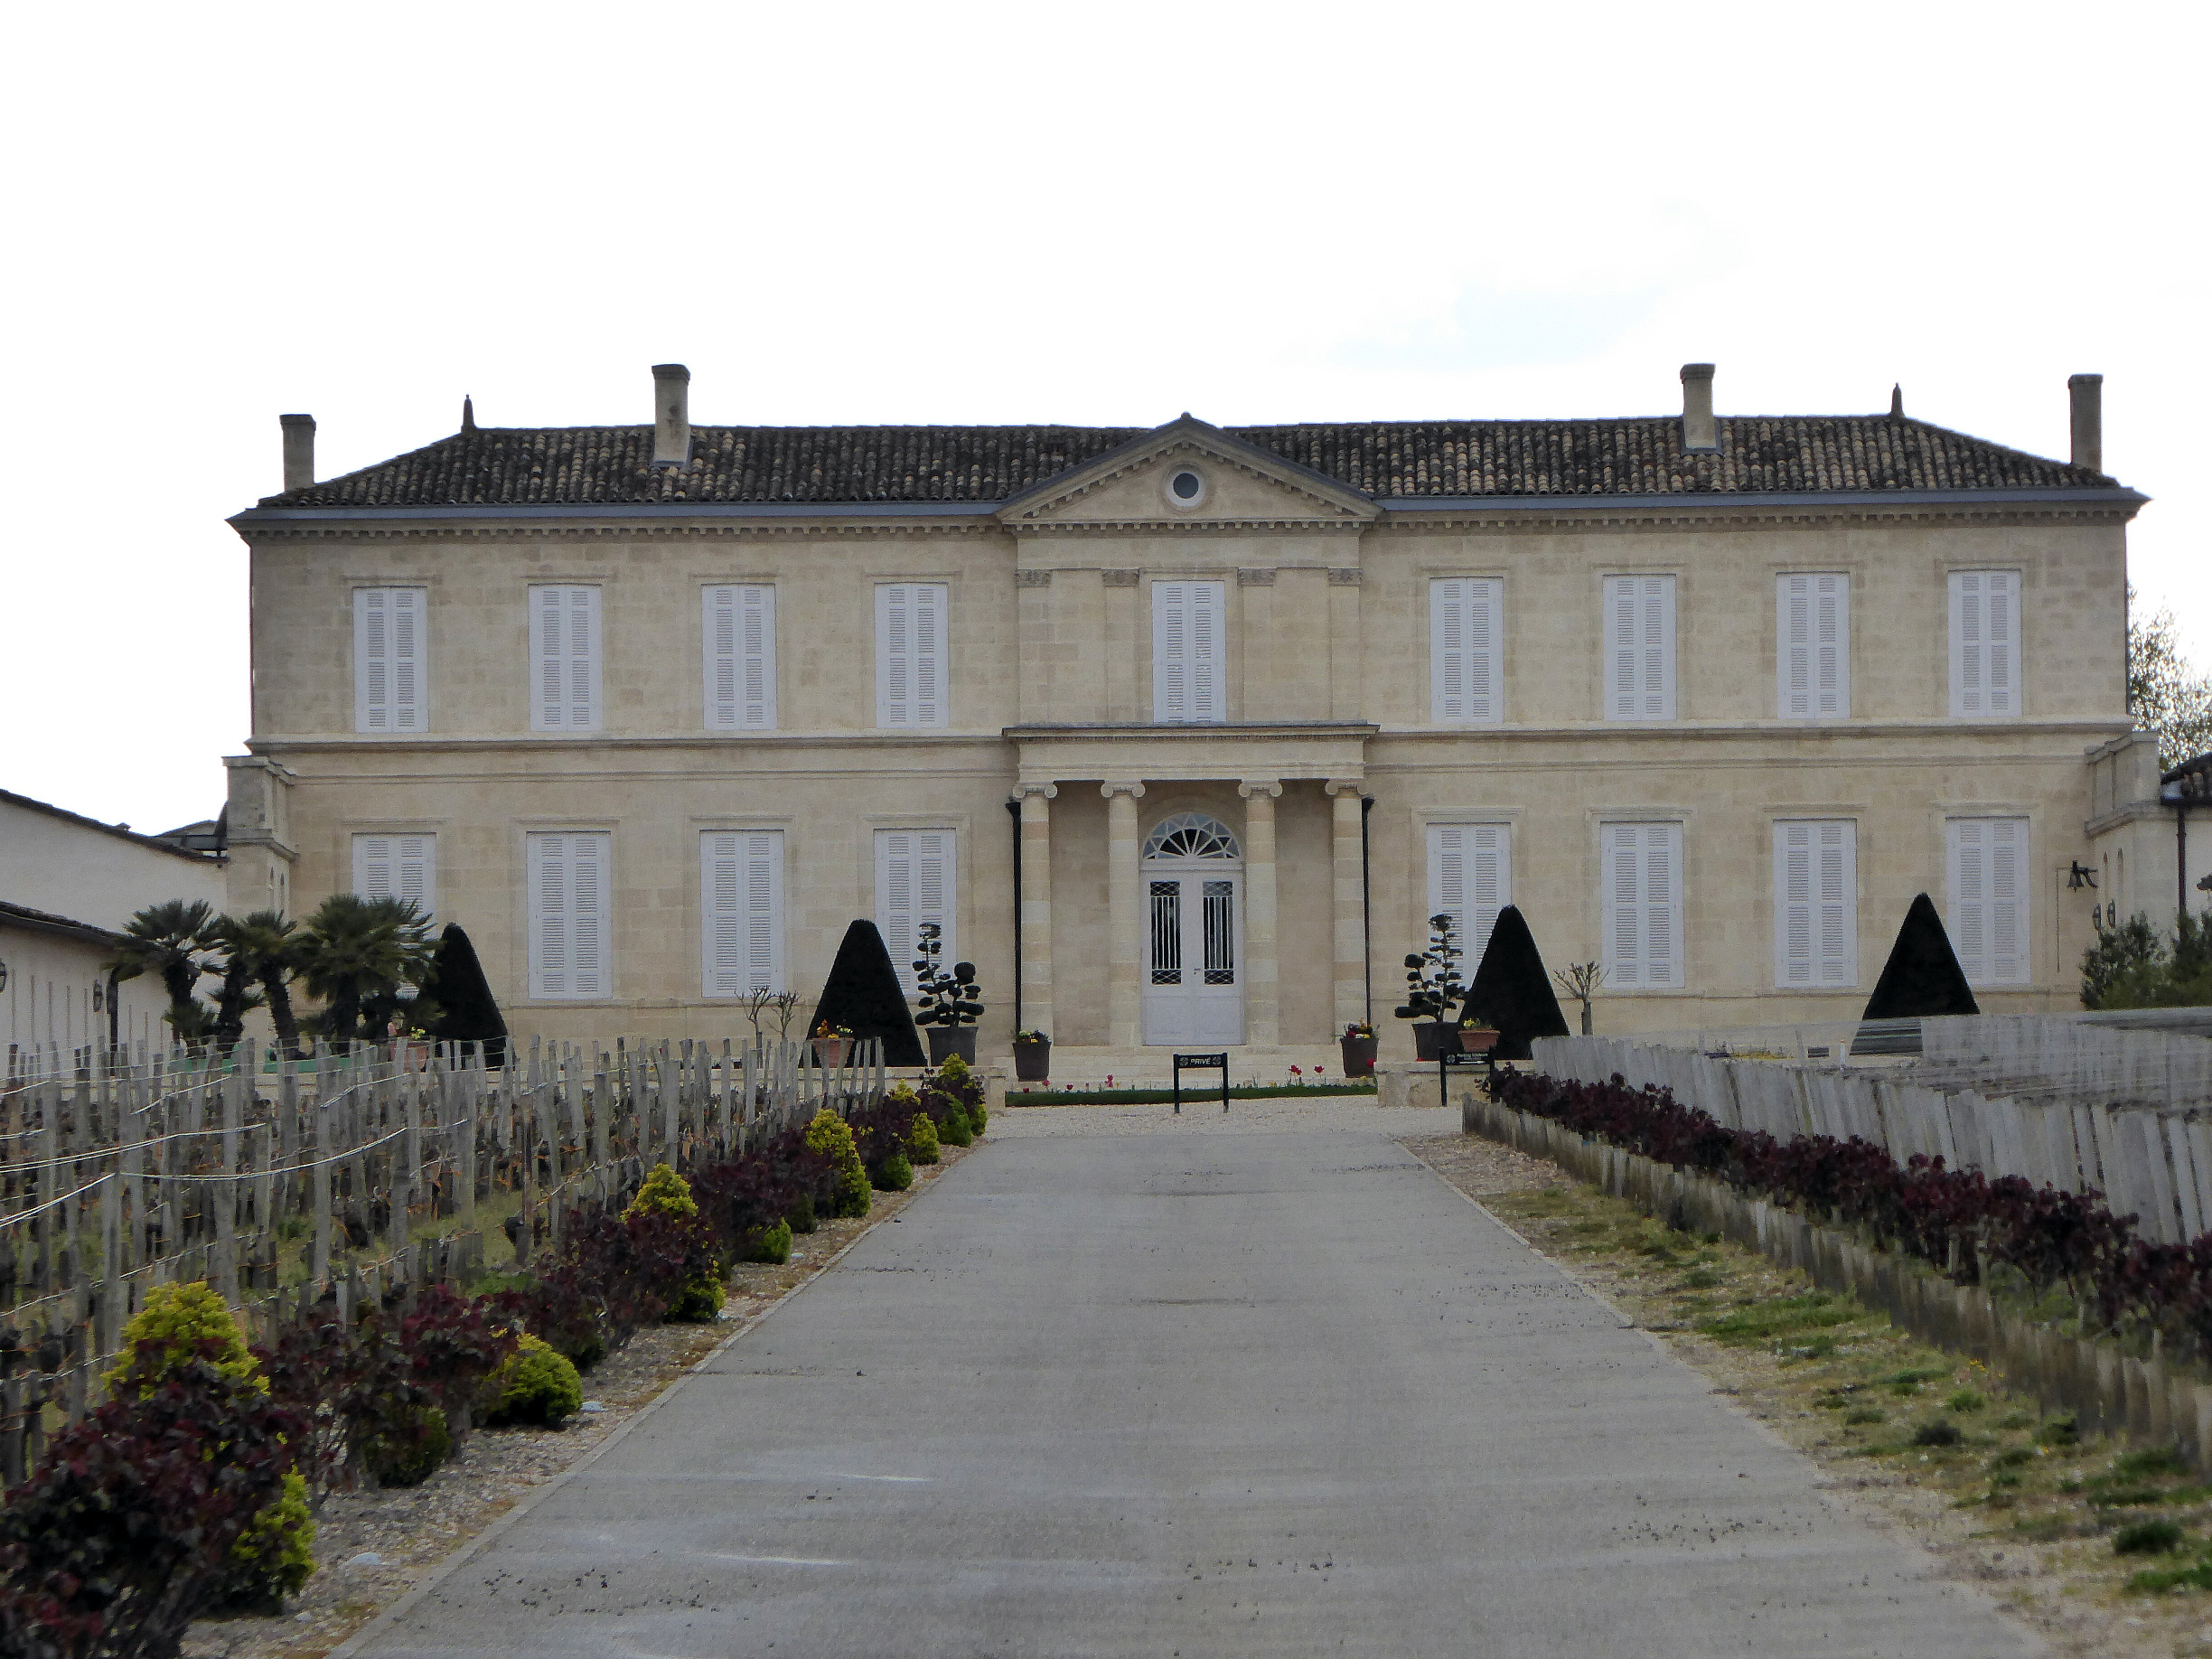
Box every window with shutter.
[530,586,602,731]
[351,832,437,921]
[1948,817,2029,985]
[1772,820,1856,988]
[1152,580,1227,723]
[876,829,955,993]
[1949,570,2020,717]
[703,586,776,730]
[701,830,783,997]
[1776,574,1849,718]
[1429,579,1504,723]
[1600,822,1684,989]
[353,587,427,734]
[1428,823,1510,959]
[527,831,613,999]
[875,583,949,728]
[1602,575,1676,719]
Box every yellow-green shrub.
[624,1161,700,1222]
[907,1111,941,1164]
[483,1333,583,1427]
[108,1280,316,1605]
[105,1280,262,1398]
[217,1470,315,1608]
[749,1217,793,1264]
[805,1109,871,1218]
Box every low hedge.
[1008,1083,1380,1106]
[1491,1068,2212,1359]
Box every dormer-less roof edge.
[231,483,2149,528]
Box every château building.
[221,364,2153,1067]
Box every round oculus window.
[1167,467,1205,506]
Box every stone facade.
[225,374,2150,1067]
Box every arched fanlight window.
[1142,811,1241,861]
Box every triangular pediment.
[995,417,1377,529]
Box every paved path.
[362,1117,2038,1657]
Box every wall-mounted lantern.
[0,956,8,995]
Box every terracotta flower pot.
[1457,1026,1501,1056]
[1339,1034,1378,1077]
[1411,1022,1460,1062]
[926,1026,978,1066]
[813,1038,849,1068]
[1013,1036,1052,1083]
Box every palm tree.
[297,894,437,1049]
[220,910,308,1058]
[106,899,217,1045]
[206,910,305,1057]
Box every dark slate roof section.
[0,899,125,947]
[258,416,2115,510]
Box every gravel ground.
[990,1095,1453,1136]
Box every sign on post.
[1173,1052,1230,1115]
[1439,1045,1488,1112]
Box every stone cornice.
[1005,722,1382,742]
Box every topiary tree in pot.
[911,923,984,1065]
[1394,914,1467,1060]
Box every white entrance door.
[1142,866,1245,1045]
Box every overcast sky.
[5,1,2204,834]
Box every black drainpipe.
[1007,799,1023,1034]
[1361,794,1376,1028]
[2179,798,2189,923]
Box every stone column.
[1326,780,1368,1034]
[1102,782,1147,1047]
[1012,784,1057,1040]
[1240,781,1282,1048]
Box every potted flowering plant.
[912,923,984,1065]
[1339,1021,1378,1077]
[811,1020,854,1067]
[1394,914,1467,1061]
[1456,1003,1501,1058]
[1012,1028,1052,1083]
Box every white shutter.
[352,832,436,921]
[354,587,426,734]
[528,831,612,999]
[1153,580,1226,722]
[1949,817,2029,986]
[703,586,776,730]
[1773,820,1855,988]
[876,583,949,728]
[1601,822,1684,989]
[876,828,955,993]
[1777,574,1848,718]
[1950,570,2020,717]
[1429,823,1510,959]
[530,586,602,731]
[1430,578,1503,723]
[701,830,783,996]
[1603,575,1676,720]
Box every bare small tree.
[1551,961,1604,1036]
[742,988,806,1050]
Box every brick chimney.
[652,363,691,467]
[2068,373,2104,473]
[1680,363,1717,452]
[280,414,315,492]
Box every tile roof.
[258,416,2114,509]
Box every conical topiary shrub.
[1458,905,1570,1062]
[423,923,508,1067]
[811,920,925,1066]
[1853,893,1979,1053]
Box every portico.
[1005,723,1376,1061]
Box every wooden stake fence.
[0,1033,886,1482]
